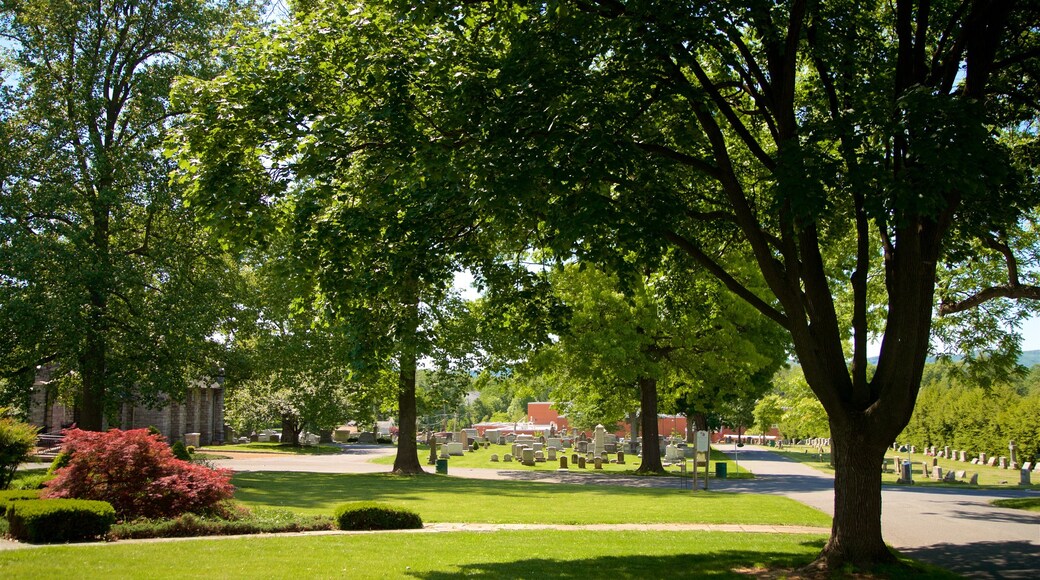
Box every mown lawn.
[772,445,1040,489]
[199,442,345,455]
[230,471,830,527]
[0,530,955,579]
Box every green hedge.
[0,489,43,504]
[6,498,115,543]
[333,501,423,531]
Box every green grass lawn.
[991,497,1040,512]
[0,530,959,579]
[771,445,1040,489]
[375,443,752,478]
[230,471,830,527]
[198,442,345,455]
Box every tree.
[410,0,1040,569]
[0,408,38,489]
[172,2,499,474]
[532,261,786,473]
[0,0,260,429]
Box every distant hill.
[866,349,1040,367]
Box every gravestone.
[999,456,1007,469]
[577,441,589,453]
[617,451,625,464]
[506,433,516,443]
[931,466,943,479]
[559,456,568,469]
[578,456,586,469]
[1009,440,1019,470]
[534,450,545,463]
[522,447,535,466]
[548,447,557,461]
[955,470,966,479]
[1020,468,1031,486]
[571,453,579,465]
[959,450,967,462]
[427,434,438,465]
[594,457,603,469]
[979,452,988,464]
[987,457,998,467]
[593,424,607,457]
[971,458,979,465]
[184,433,201,447]
[943,445,951,458]
[504,453,512,462]
[968,472,978,485]
[490,454,499,462]
[943,470,956,482]
[1023,461,1032,472]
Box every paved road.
[711,446,1040,579]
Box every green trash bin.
[436,458,448,474]
[715,461,728,478]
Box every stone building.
[29,367,225,446]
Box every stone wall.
[29,373,225,446]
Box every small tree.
[0,409,38,489]
[45,428,233,519]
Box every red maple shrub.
[44,428,234,520]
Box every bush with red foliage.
[44,428,234,520]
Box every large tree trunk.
[636,376,664,474]
[280,415,300,446]
[809,419,897,569]
[76,201,112,432]
[392,280,423,475]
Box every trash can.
[768,440,775,447]
[436,458,448,474]
[715,461,728,478]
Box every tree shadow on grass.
[407,548,825,580]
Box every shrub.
[171,440,192,461]
[333,502,423,531]
[187,445,196,455]
[47,451,72,475]
[44,428,234,519]
[109,509,335,540]
[0,489,43,504]
[6,498,115,543]
[0,410,39,489]
[8,473,54,490]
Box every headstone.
[427,433,438,465]
[1020,468,1031,486]
[446,442,465,456]
[980,452,988,464]
[944,445,951,458]
[578,456,586,469]
[910,445,917,454]
[548,447,557,461]
[184,433,201,447]
[504,453,512,462]
[931,466,943,479]
[559,456,568,469]
[971,458,979,465]
[617,451,625,464]
[506,433,516,443]
[577,441,589,453]
[593,424,607,457]
[955,470,966,479]
[987,457,998,467]
[968,472,978,485]
[534,450,545,463]
[522,447,535,466]
[1009,440,1019,469]
[594,457,603,469]
[571,453,579,465]
[490,454,499,462]
[1023,462,1033,472]
[943,470,956,482]
[998,456,1007,469]
[959,450,967,462]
